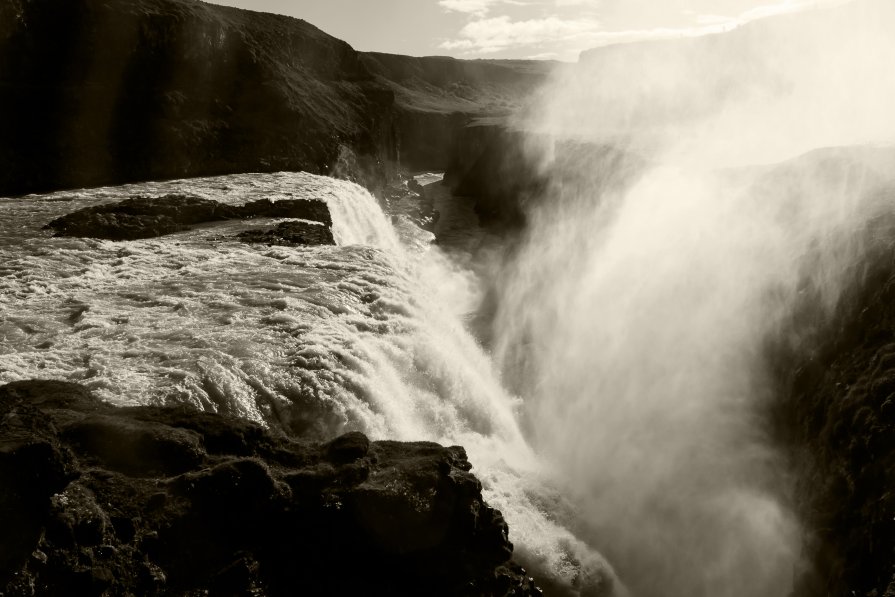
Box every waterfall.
[483,4,895,595]
[0,171,620,595]
[309,174,401,251]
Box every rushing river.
[0,171,616,595]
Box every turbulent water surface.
[0,171,611,594]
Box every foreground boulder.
[44,194,333,242]
[0,380,539,596]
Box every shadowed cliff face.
[768,211,895,597]
[0,0,403,196]
[359,53,556,173]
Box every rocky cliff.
[444,122,646,228]
[0,0,402,196]
[0,379,540,596]
[0,0,552,197]
[769,203,895,596]
[359,54,554,173]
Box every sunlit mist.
[488,1,895,594]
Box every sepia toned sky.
[209,0,848,60]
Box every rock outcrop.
[44,194,332,241]
[237,220,335,246]
[0,379,541,596]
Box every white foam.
[0,171,614,596]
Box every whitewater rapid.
[0,171,616,595]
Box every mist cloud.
[486,0,895,594]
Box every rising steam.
[490,1,895,595]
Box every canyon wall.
[0,0,553,197]
[0,0,396,195]
[770,211,895,596]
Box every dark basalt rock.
[46,212,191,241]
[237,220,336,247]
[44,194,333,241]
[0,380,540,596]
[44,194,236,240]
[239,198,333,226]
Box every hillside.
[0,0,551,196]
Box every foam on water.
[0,171,615,595]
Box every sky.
[208,0,845,61]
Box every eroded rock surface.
[237,220,335,246]
[44,194,333,242]
[0,380,540,596]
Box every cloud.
[440,15,602,54]
[438,0,846,58]
[439,14,741,58]
[438,0,527,17]
[686,0,851,32]
[694,14,735,25]
[735,0,834,21]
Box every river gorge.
[3,0,895,596]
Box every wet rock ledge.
[0,380,539,596]
[44,194,334,244]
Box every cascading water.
[0,171,618,595]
